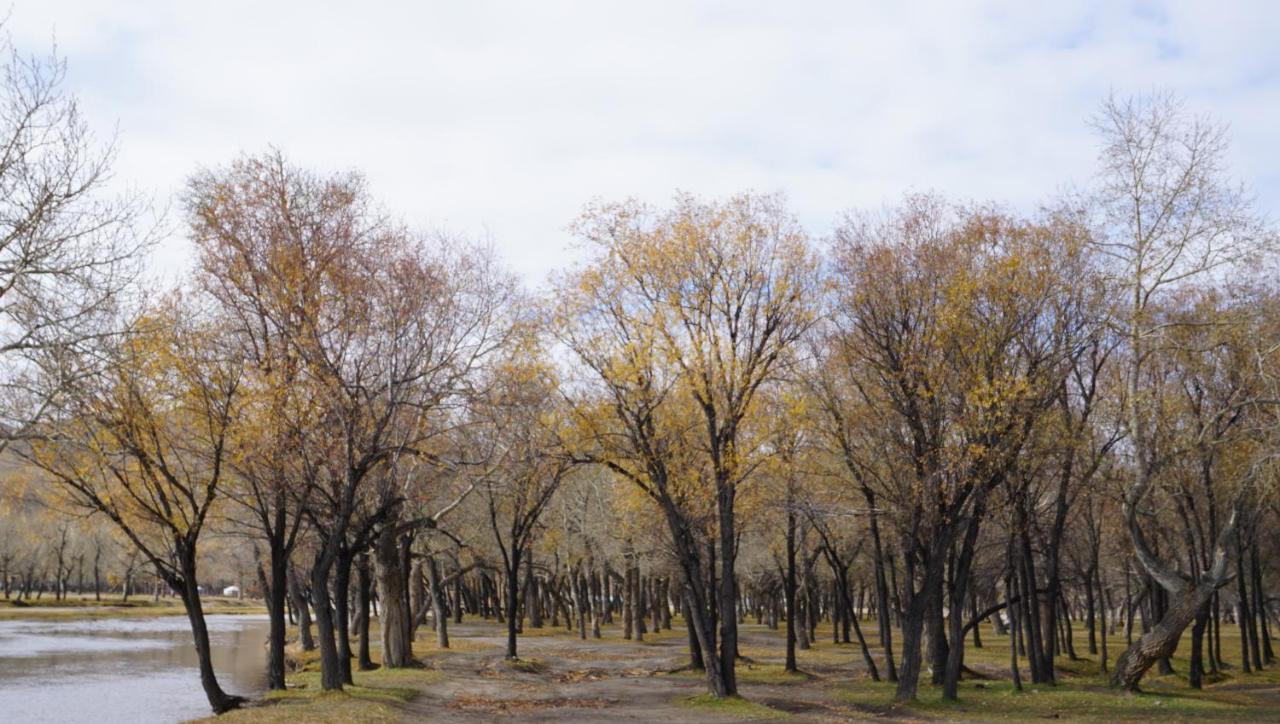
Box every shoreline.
[0,596,268,620]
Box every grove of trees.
[2,36,1279,718]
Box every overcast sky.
[10,1,1279,287]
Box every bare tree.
[1094,91,1274,691]
[0,30,150,448]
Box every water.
[0,614,272,723]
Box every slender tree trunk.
[942,505,983,700]
[506,547,521,659]
[266,534,289,689]
[427,556,449,649]
[289,565,315,650]
[717,483,738,695]
[357,554,375,670]
[1006,536,1023,691]
[176,551,241,713]
[784,508,798,673]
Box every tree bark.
[784,507,798,673]
[266,535,289,689]
[1112,579,1223,691]
[356,554,375,670]
[375,526,413,667]
[176,549,242,713]
[427,555,449,648]
[289,565,315,651]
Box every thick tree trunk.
[1189,603,1210,689]
[310,554,343,691]
[896,538,947,701]
[375,527,413,667]
[334,552,355,685]
[1112,583,1216,691]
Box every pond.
[0,614,272,723]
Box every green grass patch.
[198,666,438,723]
[835,678,1280,722]
[676,693,789,720]
[193,689,405,724]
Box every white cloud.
[7,0,1279,287]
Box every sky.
[8,1,1279,288]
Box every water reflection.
[0,614,271,723]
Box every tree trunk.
[895,537,947,701]
[334,552,355,685]
[784,508,798,673]
[289,565,315,651]
[1189,603,1210,689]
[357,554,375,670]
[506,547,522,659]
[717,483,738,695]
[310,555,343,691]
[1112,583,1217,691]
[374,527,413,667]
[266,536,289,689]
[426,555,450,648]
[1006,537,1023,691]
[176,550,242,713]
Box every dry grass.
[0,595,266,619]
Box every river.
[0,614,272,723]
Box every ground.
[198,614,1280,723]
[0,594,265,619]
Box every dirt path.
[399,622,880,722]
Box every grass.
[676,693,789,719]
[194,683,413,724]
[70,601,1280,722]
[0,594,266,619]
[817,620,1280,721]
[836,678,1280,721]
[192,630,445,723]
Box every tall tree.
[1093,92,1273,691]
[827,197,1093,700]
[22,296,246,714]
[556,192,817,697]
